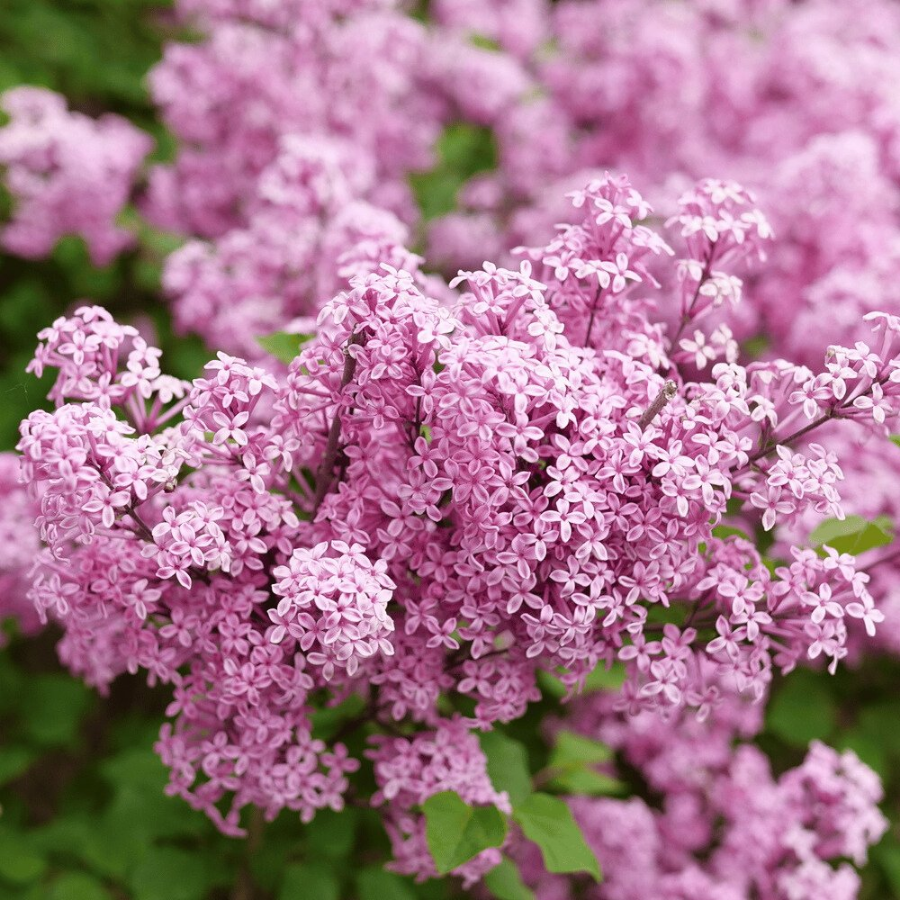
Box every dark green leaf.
[129,847,211,900]
[766,671,837,746]
[0,746,34,785]
[0,829,46,884]
[306,807,360,860]
[279,863,340,900]
[19,674,92,747]
[876,843,900,895]
[47,872,112,900]
[356,867,416,900]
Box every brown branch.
[313,331,366,512]
[639,381,677,429]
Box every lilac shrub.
[2,1,900,895]
[13,177,893,889]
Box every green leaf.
[310,693,366,741]
[479,731,532,806]
[512,793,601,881]
[809,514,893,556]
[539,662,625,699]
[356,867,416,900]
[876,843,900,895]
[257,331,314,364]
[544,732,623,797]
[837,698,900,776]
[744,335,769,359]
[19,673,92,746]
[484,858,536,900]
[537,670,567,699]
[279,863,339,900]
[423,791,507,875]
[712,525,751,541]
[47,872,112,900]
[129,847,211,900]
[410,124,497,221]
[766,671,837,746]
[548,768,624,796]
[99,747,168,792]
[549,732,612,768]
[0,746,34,785]
[583,662,626,692]
[305,807,360,860]
[469,34,502,52]
[0,829,46,885]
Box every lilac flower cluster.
[0,87,151,264]
[370,719,511,885]
[0,453,41,642]
[511,682,887,900]
[2,1,900,892]
[12,178,895,877]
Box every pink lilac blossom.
[0,87,151,264]
[145,0,500,356]
[513,685,887,900]
[0,453,41,641]
[370,719,511,886]
[13,180,897,878]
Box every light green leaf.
[549,732,612,768]
[545,734,623,796]
[712,525,751,541]
[583,662,626,692]
[809,514,893,556]
[257,331,314,364]
[548,768,624,796]
[484,857,536,900]
[539,662,625,698]
[423,791,507,875]
[479,731,532,806]
[512,793,601,881]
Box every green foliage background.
[2,3,900,898]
